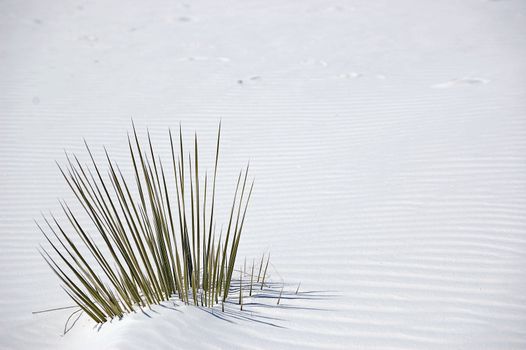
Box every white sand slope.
[1,0,526,349]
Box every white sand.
[1,0,526,349]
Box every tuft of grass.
[256,253,264,283]
[39,123,257,323]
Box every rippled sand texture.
[1,0,526,349]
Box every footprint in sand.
[314,5,354,13]
[335,73,387,80]
[78,34,98,44]
[337,72,363,79]
[300,59,328,67]
[431,77,490,89]
[237,76,261,85]
[177,56,230,63]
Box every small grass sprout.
[260,253,270,290]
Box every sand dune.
[1,0,525,349]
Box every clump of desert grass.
[38,123,261,323]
